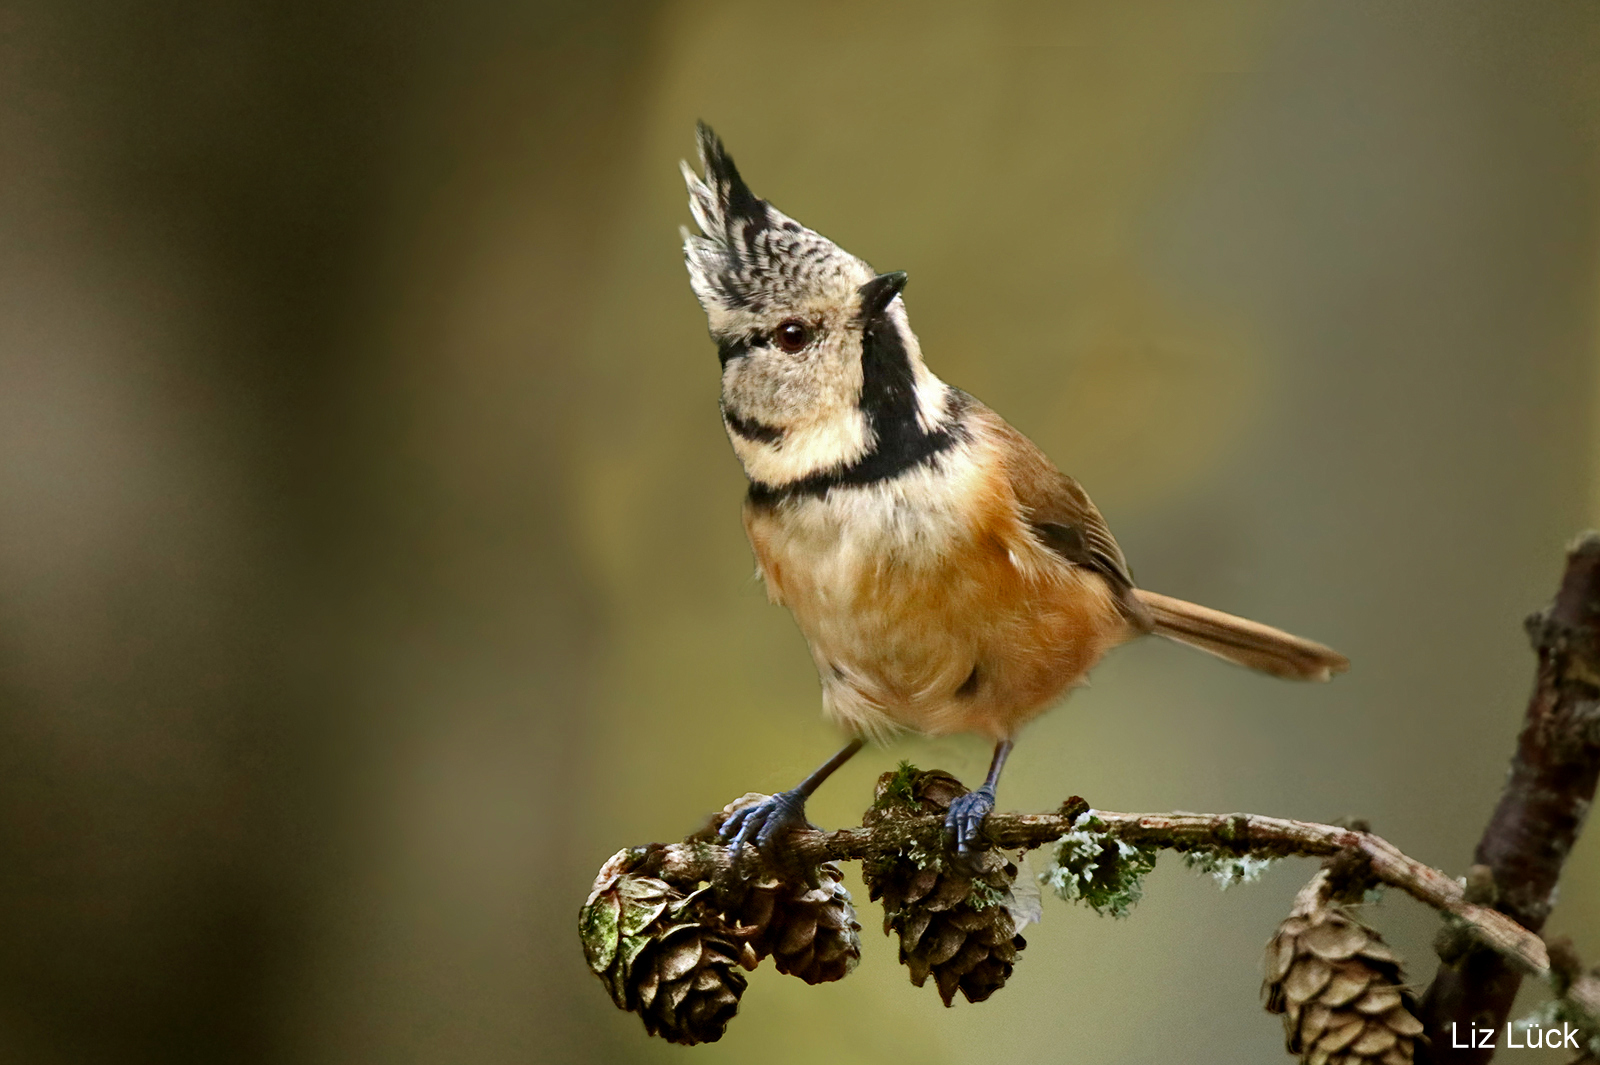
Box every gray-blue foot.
[944,785,996,856]
[719,789,812,870]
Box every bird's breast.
[742,448,1129,741]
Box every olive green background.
[2,2,1598,1063]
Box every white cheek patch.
[729,411,872,485]
[722,353,809,420]
[720,318,874,483]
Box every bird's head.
[682,123,951,490]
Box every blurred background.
[2,1,1598,1062]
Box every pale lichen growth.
[1040,814,1159,918]
[1180,848,1277,890]
[965,878,1009,910]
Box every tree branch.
[634,804,1550,976]
[1417,533,1600,1063]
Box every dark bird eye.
[774,319,810,353]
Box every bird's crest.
[681,122,865,320]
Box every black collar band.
[746,387,969,507]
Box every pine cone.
[709,792,863,983]
[861,767,1028,1006]
[733,863,862,984]
[580,851,751,1046]
[1263,873,1424,1065]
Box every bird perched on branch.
[680,122,1347,860]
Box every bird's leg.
[719,739,864,871]
[944,739,1013,856]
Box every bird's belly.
[745,487,1129,740]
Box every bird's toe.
[944,787,997,856]
[722,790,812,876]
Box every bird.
[679,122,1347,860]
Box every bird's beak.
[858,271,908,319]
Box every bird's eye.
[774,319,810,353]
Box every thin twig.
[637,804,1549,976]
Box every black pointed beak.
[858,271,908,319]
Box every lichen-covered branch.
[630,802,1549,977]
[1418,534,1600,1064]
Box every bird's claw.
[944,785,996,858]
[718,789,814,879]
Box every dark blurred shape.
[0,2,409,1059]
[0,1,656,1062]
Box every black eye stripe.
[717,336,754,365]
[714,318,816,365]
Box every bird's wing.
[967,395,1149,626]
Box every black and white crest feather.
[681,123,865,318]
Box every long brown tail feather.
[1134,590,1349,682]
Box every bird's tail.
[1134,590,1348,682]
